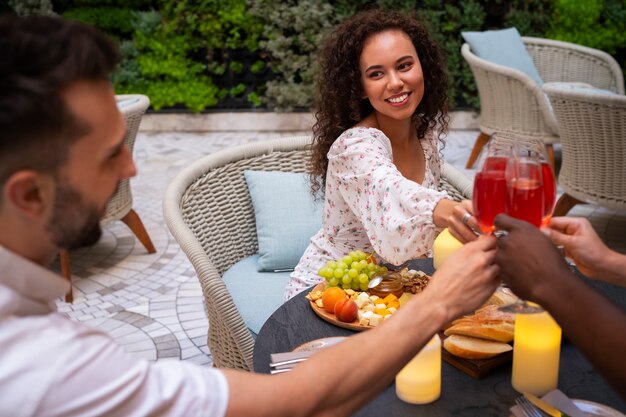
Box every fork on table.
[515,395,545,417]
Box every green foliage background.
[36,0,626,111]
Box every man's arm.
[546,216,626,287]
[223,237,499,417]
[495,214,626,400]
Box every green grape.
[358,273,369,284]
[380,266,388,274]
[360,283,369,291]
[349,251,358,260]
[329,277,339,287]
[348,268,358,278]
[326,261,337,269]
[343,256,354,265]
[367,263,377,271]
[342,274,352,285]
[351,280,360,291]
[342,283,351,290]
[337,261,348,270]
[359,259,368,269]
[351,261,362,271]
[317,267,324,276]
[333,269,344,279]
[368,270,377,278]
[355,250,366,260]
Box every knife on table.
[524,392,571,417]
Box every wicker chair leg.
[121,209,156,254]
[465,132,490,169]
[553,193,584,217]
[60,249,73,303]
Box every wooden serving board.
[439,332,513,380]
[309,300,372,331]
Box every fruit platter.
[305,250,430,331]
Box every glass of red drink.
[472,137,513,234]
[505,155,544,228]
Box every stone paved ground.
[52,129,626,366]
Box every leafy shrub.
[63,7,136,37]
[10,0,55,16]
[548,0,626,55]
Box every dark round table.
[253,259,626,416]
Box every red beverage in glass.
[473,167,507,234]
[506,178,543,227]
[483,156,508,172]
[541,162,556,226]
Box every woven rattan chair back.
[163,135,473,370]
[543,83,626,213]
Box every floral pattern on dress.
[284,127,449,300]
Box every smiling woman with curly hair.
[284,9,477,300]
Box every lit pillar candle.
[396,334,441,404]
[433,228,463,269]
[512,309,562,396]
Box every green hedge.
[44,0,625,112]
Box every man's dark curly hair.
[0,14,120,190]
[310,9,449,197]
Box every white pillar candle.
[512,309,562,396]
[433,228,463,269]
[396,334,441,404]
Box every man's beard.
[46,183,103,250]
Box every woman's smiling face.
[359,29,425,122]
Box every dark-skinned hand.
[493,214,573,304]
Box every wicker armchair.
[60,94,156,302]
[542,83,626,215]
[162,135,473,370]
[462,37,625,169]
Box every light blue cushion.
[462,27,543,86]
[244,170,323,272]
[543,82,618,96]
[116,98,139,109]
[222,255,292,335]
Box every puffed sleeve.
[328,129,449,264]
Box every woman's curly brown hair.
[310,9,449,197]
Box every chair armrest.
[523,37,625,94]
[441,163,473,200]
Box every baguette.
[444,321,514,343]
[443,334,512,360]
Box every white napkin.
[510,389,589,417]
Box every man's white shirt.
[0,245,228,417]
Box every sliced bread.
[443,334,512,360]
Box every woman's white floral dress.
[284,127,449,300]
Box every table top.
[253,258,626,416]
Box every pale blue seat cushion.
[543,82,619,96]
[244,170,323,272]
[462,27,543,86]
[116,97,139,109]
[222,255,292,335]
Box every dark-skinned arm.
[494,214,626,400]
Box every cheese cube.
[355,298,368,308]
[387,306,397,314]
[375,303,386,310]
[369,295,380,302]
[315,299,324,308]
[359,317,370,326]
[369,313,383,327]
[357,292,370,302]
[362,304,376,313]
